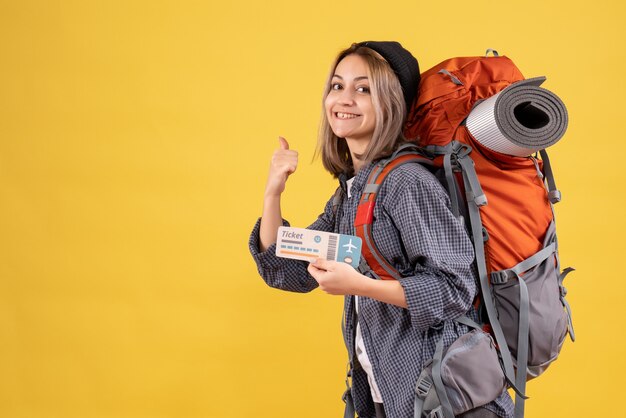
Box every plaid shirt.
[249,161,514,418]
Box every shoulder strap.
[354,151,433,281]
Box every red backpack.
[352,51,574,418]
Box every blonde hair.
[317,43,408,178]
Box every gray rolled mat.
[466,77,568,157]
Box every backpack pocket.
[415,326,507,417]
[490,220,572,378]
[441,329,507,414]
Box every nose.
[337,88,355,106]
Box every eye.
[331,83,343,91]
[356,86,370,94]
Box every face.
[325,54,376,145]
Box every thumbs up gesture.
[264,136,299,197]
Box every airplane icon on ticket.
[342,239,357,254]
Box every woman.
[249,41,513,418]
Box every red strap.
[356,223,398,280]
[354,200,375,226]
[354,154,431,280]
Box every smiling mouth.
[335,112,360,119]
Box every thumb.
[278,136,289,150]
[312,258,330,270]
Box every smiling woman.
[324,55,377,154]
[249,41,513,418]
[318,43,414,177]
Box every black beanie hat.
[357,41,420,112]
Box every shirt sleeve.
[248,191,338,293]
[381,165,477,330]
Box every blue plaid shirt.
[249,161,514,418]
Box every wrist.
[354,272,376,297]
[358,278,407,309]
[263,190,282,201]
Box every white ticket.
[275,226,362,268]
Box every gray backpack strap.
[513,276,530,418]
[490,243,557,285]
[438,68,463,86]
[414,372,444,418]
[485,49,499,57]
[341,297,357,418]
[390,141,420,157]
[454,315,482,330]
[427,141,487,207]
[443,152,461,220]
[543,163,576,344]
[490,239,561,418]
[459,152,521,397]
[414,339,453,418]
[559,267,576,341]
[539,149,561,204]
[456,152,488,207]
[423,142,521,399]
[342,368,356,418]
[424,142,470,223]
[431,336,455,418]
[337,179,353,418]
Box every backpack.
[349,50,574,418]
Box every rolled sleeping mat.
[465,77,568,157]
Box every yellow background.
[0,1,623,417]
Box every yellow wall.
[0,1,623,417]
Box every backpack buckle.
[429,406,444,418]
[415,375,433,397]
[457,144,472,159]
[491,269,515,284]
[451,141,472,159]
[357,257,373,277]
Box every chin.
[329,126,349,139]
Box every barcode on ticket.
[327,235,338,260]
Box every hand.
[264,136,298,198]
[307,258,367,296]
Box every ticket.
[276,226,362,268]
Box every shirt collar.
[339,161,377,198]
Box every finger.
[278,136,289,150]
[271,154,298,173]
[271,160,297,176]
[272,153,298,165]
[307,263,321,280]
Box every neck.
[352,158,364,173]
[346,136,370,174]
